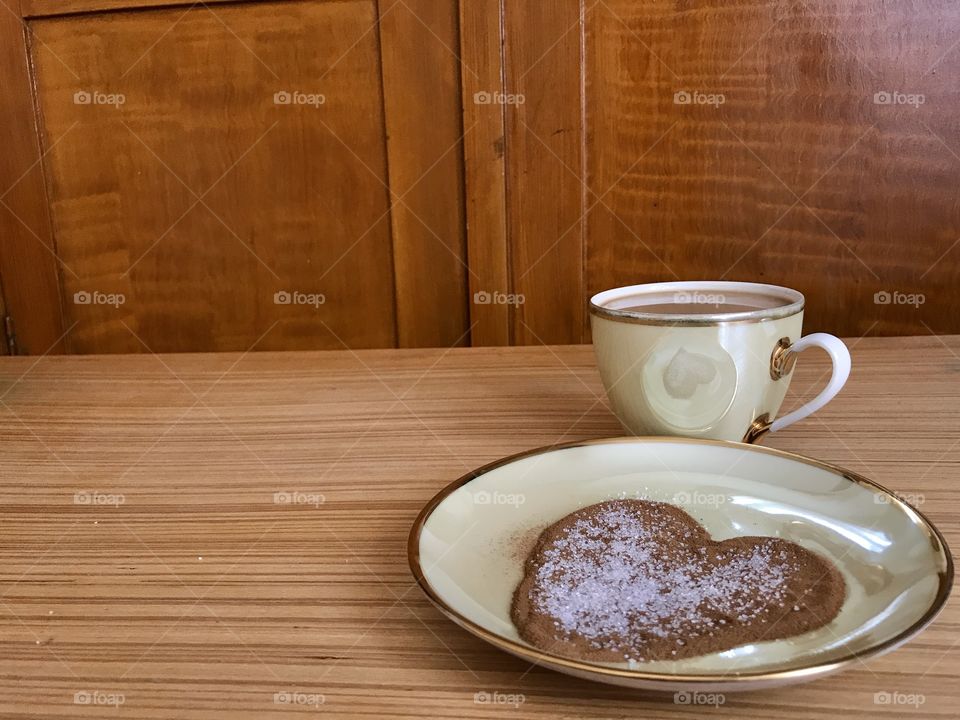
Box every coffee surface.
[620,301,764,315]
[511,500,846,663]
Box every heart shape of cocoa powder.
[511,499,846,663]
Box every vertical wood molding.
[459,0,510,346]
[0,275,8,356]
[0,10,66,354]
[378,0,470,348]
[503,0,585,346]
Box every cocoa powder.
[511,499,846,663]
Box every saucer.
[408,438,952,691]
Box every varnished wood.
[29,0,399,353]
[0,277,8,356]
[502,0,585,345]
[465,0,960,344]
[0,336,957,717]
[584,0,960,339]
[4,0,960,353]
[0,8,66,355]
[9,0,474,354]
[21,0,265,18]
[377,0,470,348]
[459,0,510,346]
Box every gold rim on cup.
[589,281,806,327]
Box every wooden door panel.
[31,0,397,353]
[585,0,960,338]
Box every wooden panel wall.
[0,0,468,354]
[584,0,960,340]
[1,0,959,353]
[468,0,960,344]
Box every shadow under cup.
[589,282,809,442]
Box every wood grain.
[21,0,264,18]
[0,336,957,718]
[5,0,960,353]
[0,277,9,356]
[503,0,585,345]
[459,0,511,346]
[29,0,399,353]
[378,0,470,348]
[0,9,66,355]
[584,0,960,339]
[464,0,960,344]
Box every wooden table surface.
[0,336,957,719]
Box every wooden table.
[0,336,957,718]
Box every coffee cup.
[589,281,850,442]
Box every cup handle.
[767,333,851,433]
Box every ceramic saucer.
[408,438,952,691]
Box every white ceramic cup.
[589,281,851,442]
